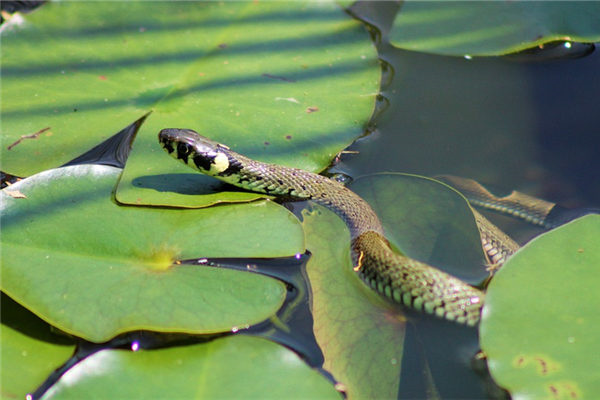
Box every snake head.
[158,128,232,176]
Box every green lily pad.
[1,294,75,400]
[1,165,304,342]
[43,335,340,399]
[390,2,600,56]
[480,215,600,398]
[303,205,405,399]
[349,173,488,283]
[1,1,379,208]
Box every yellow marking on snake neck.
[354,251,364,271]
[211,152,229,173]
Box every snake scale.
[159,129,525,326]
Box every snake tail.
[159,129,484,326]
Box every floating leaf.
[303,205,405,399]
[1,1,379,209]
[390,2,600,56]
[43,335,340,399]
[480,215,600,398]
[1,165,304,342]
[1,295,75,400]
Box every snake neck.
[212,149,386,238]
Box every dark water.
[334,2,600,247]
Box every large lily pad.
[390,2,600,56]
[1,1,379,207]
[43,335,340,399]
[1,165,304,342]
[480,215,600,398]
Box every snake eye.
[176,142,192,163]
[177,142,189,155]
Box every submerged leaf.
[350,173,488,283]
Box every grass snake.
[158,128,547,326]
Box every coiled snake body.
[159,129,501,326]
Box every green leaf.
[390,2,600,56]
[480,215,600,398]
[43,335,340,399]
[1,295,75,400]
[349,173,488,283]
[303,205,405,399]
[1,165,304,342]
[1,1,379,209]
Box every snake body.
[159,129,485,325]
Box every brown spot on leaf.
[305,106,319,113]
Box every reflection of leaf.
[1,2,379,199]
[350,173,488,283]
[44,335,340,399]
[480,215,600,397]
[1,295,75,400]
[0,165,304,342]
[303,205,405,400]
[390,2,600,56]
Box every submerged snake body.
[159,129,483,326]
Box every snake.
[158,129,538,326]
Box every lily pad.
[1,294,75,400]
[303,205,405,399]
[349,173,488,283]
[1,165,304,342]
[1,1,379,208]
[43,335,340,399]
[480,215,600,398]
[390,2,600,56]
